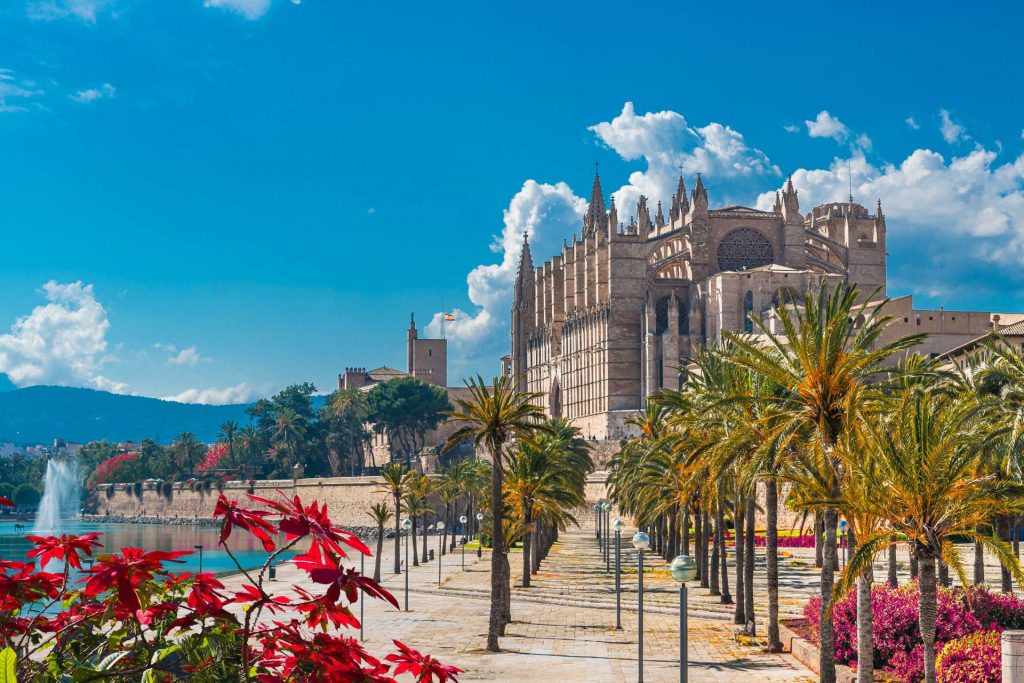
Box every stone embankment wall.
[92,477,402,529]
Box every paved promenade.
[222,521,816,682]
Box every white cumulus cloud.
[940,109,968,144]
[155,343,209,367]
[162,382,259,405]
[27,0,116,22]
[203,0,299,20]
[0,281,128,393]
[70,83,115,103]
[805,110,850,142]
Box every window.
[428,349,432,356]
[743,291,754,333]
[716,228,774,271]
[655,296,670,335]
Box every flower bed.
[801,582,1022,682]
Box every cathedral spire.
[781,174,800,222]
[608,196,618,236]
[517,232,533,275]
[676,174,688,214]
[690,173,708,217]
[583,168,608,237]
[655,200,665,228]
[773,191,782,214]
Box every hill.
[0,385,254,445]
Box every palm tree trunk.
[442,502,450,556]
[744,495,755,634]
[918,547,938,683]
[1000,516,1013,593]
[974,525,985,585]
[682,507,690,557]
[718,503,732,604]
[487,446,505,651]
[766,479,781,652]
[668,505,679,559]
[734,493,745,625]
[393,494,402,574]
[887,537,898,588]
[710,505,721,597]
[938,560,950,587]
[696,508,707,588]
[412,517,420,566]
[910,551,919,580]
[522,505,532,588]
[815,513,824,569]
[374,525,384,582]
[820,508,839,683]
[856,565,874,683]
[1014,515,1021,559]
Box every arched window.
[678,300,689,335]
[655,296,670,335]
[743,290,754,333]
[717,228,774,272]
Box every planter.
[779,619,857,683]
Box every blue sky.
[1,0,1023,402]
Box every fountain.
[33,456,81,533]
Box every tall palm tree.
[173,431,204,474]
[443,375,546,652]
[378,462,412,574]
[839,387,1024,683]
[408,474,435,564]
[272,407,306,470]
[367,502,392,582]
[218,420,240,468]
[726,282,923,683]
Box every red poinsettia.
[80,547,190,613]
[0,560,63,611]
[0,496,14,507]
[25,533,103,570]
[386,640,462,683]
[247,492,370,558]
[292,542,397,610]
[213,493,278,551]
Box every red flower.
[292,542,398,610]
[0,496,14,507]
[247,491,370,559]
[214,493,278,551]
[386,640,462,683]
[80,547,189,613]
[25,533,102,570]
[0,561,63,611]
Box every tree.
[12,483,40,509]
[272,408,306,471]
[726,282,923,683]
[218,420,240,468]
[839,387,1024,683]
[367,377,452,466]
[237,425,265,474]
[326,389,371,476]
[443,375,546,652]
[378,463,412,574]
[367,502,393,582]
[173,432,206,475]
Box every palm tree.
[403,490,428,566]
[839,387,1024,683]
[332,388,370,475]
[173,432,204,475]
[218,420,240,468]
[378,462,412,574]
[726,282,924,683]
[272,407,305,470]
[367,502,392,582]
[443,375,546,652]
[408,474,435,564]
[237,424,263,473]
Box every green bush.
[0,482,13,501]
[12,483,41,508]
[160,481,173,501]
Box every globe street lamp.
[670,555,698,683]
[436,521,446,586]
[595,503,602,543]
[401,518,412,611]
[602,502,613,572]
[194,544,204,575]
[459,515,468,570]
[475,512,484,558]
[632,531,651,683]
[612,517,625,630]
[426,524,435,564]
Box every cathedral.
[509,170,1014,440]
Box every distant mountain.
[0,374,15,393]
[0,386,254,445]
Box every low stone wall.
[91,476,402,530]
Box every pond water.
[0,519,295,577]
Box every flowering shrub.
[92,451,139,484]
[936,630,1001,683]
[723,531,817,548]
[0,493,461,682]
[195,442,230,474]
[963,585,1024,631]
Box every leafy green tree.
[378,462,413,574]
[324,389,371,475]
[272,408,306,472]
[12,483,41,508]
[367,377,452,466]
[367,502,393,582]
[218,420,240,468]
[173,432,206,474]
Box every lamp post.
[194,544,204,574]
[476,513,483,558]
[459,515,467,570]
[632,531,650,683]
[838,519,848,568]
[401,518,412,611]
[670,555,698,683]
[595,503,602,541]
[427,524,434,564]
[612,517,624,630]
[360,553,365,640]
[436,521,445,586]
[603,502,613,572]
